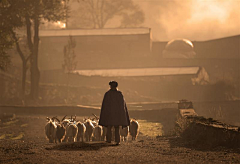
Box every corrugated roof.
[72,67,200,77]
[39,28,151,37]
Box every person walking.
[99,81,130,145]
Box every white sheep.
[84,119,94,142]
[53,116,67,143]
[45,117,57,143]
[55,123,66,143]
[62,119,70,128]
[65,123,78,142]
[129,119,139,140]
[120,126,129,142]
[93,125,103,141]
[76,121,86,142]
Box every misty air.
[0,0,240,163]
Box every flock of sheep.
[45,114,139,144]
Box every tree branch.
[11,30,25,62]
[100,0,105,28]
[25,15,33,54]
[86,0,97,28]
[96,0,101,28]
[102,2,125,28]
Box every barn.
[3,31,239,104]
[38,28,152,70]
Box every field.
[0,106,240,164]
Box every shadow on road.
[46,141,117,151]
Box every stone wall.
[176,108,240,148]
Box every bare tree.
[11,32,30,99]
[68,0,145,28]
[62,36,77,103]
[1,0,67,102]
[62,36,77,73]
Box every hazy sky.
[134,0,240,41]
[54,0,240,42]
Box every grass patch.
[0,133,14,139]
[20,124,28,127]
[0,134,6,139]
[11,132,24,140]
[0,126,11,129]
[6,134,14,138]
[138,120,163,137]
[0,133,24,140]
[3,119,19,126]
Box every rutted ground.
[0,113,240,164]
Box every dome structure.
[162,39,196,58]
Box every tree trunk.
[11,30,29,100]
[22,60,27,96]
[30,16,40,100]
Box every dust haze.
[134,0,240,41]
[53,0,240,41]
[1,0,240,163]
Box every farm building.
[6,29,240,100]
[39,66,210,103]
[2,31,239,104]
[38,28,152,70]
[41,66,208,85]
[193,35,240,59]
[152,35,240,59]
[152,35,240,84]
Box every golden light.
[189,0,231,23]
[55,21,66,29]
[62,23,66,28]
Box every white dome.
[163,39,196,58]
[166,39,194,51]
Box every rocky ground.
[0,108,240,164]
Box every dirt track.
[0,106,240,164]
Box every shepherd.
[99,81,130,145]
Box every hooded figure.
[99,81,130,145]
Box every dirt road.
[0,107,240,164]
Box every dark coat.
[99,89,130,127]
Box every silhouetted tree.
[0,1,30,100]
[11,32,30,98]
[68,0,145,28]
[0,0,23,70]
[62,35,77,103]
[120,9,145,28]
[1,0,67,101]
[25,0,67,100]
[0,32,11,71]
[62,36,77,73]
